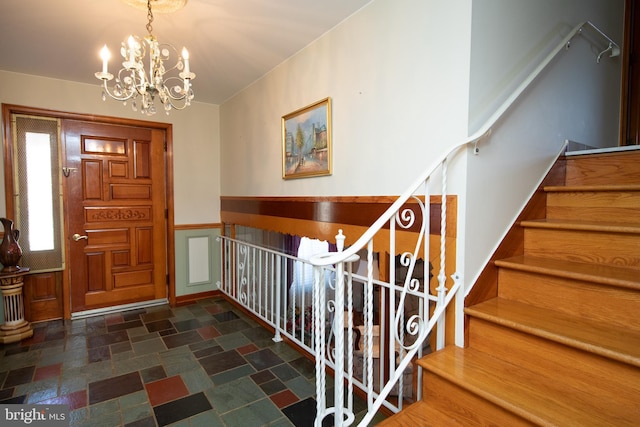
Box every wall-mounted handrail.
[309,20,619,272]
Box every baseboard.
[175,290,222,306]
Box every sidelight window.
[10,115,64,272]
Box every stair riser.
[546,191,640,224]
[468,318,640,397]
[547,206,640,224]
[524,228,640,268]
[422,371,534,426]
[497,268,640,330]
[566,152,640,186]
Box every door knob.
[72,233,88,242]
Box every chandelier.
[95,0,195,115]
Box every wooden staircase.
[379,148,640,426]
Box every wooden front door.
[64,120,167,313]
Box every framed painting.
[282,97,332,179]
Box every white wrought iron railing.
[218,21,619,426]
[218,230,440,423]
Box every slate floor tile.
[245,348,285,371]
[88,346,111,363]
[145,375,189,406]
[199,349,246,376]
[161,330,203,349]
[88,372,144,405]
[212,311,239,323]
[3,366,35,388]
[153,392,212,427]
[0,296,386,426]
[87,329,130,348]
[205,377,265,414]
[140,365,167,384]
[221,398,283,426]
[270,389,299,409]
[282,397,325,427]
[259,378,287,395]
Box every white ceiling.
[0,0,371,105]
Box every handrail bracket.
[575,21,621,63]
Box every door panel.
[64,120,167,313]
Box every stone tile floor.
[0,297,386,426]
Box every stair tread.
[376,401,466,427]
[495,255,640,290]
[418,346,640,426]
[545,184,640,192]
[521,218,640,233]
[465,298,640,366]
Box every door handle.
[72,233,88,242]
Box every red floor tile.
[270,390,299,409]
[145,375,189,407]
[66,390,88,410]
[205,304,226,314]
[105,313,123,325]
[197,325,221,340]
[237,343,259,355]
[34,363,62,382]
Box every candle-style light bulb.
[127,36,136,62]
[100,45,110,74]
[182,47,190,74]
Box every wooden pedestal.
[0,267,32,344]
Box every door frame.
[620,0,640,146]
[1,104,176,318]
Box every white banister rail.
[218,21,619,427]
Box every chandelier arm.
[100,79,136,102]
[156,43,183,74]
[161,76,192,101]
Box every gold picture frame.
[282,97,332,179]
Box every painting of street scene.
[282,97,332,179]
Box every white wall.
[464,0,624,291]
[220,0,625,298]
[220,0,473,197]
[0,70,221,225]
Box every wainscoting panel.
[188,236,211,284]
[174,226,221,297]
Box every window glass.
[25,132,55,251]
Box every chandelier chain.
[146,0,154,35]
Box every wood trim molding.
[175,290,221,306]
[220,195,457,243]
[174,223,222,231]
